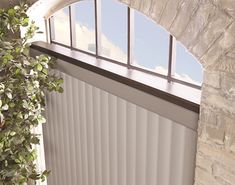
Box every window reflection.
[100,0,128,62]
[73,0,96,53]
[51,7,70,46]
[133,11,169,75]
[175,42,203,85]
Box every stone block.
[203,70,221,89]
[139,0,153,16]
[204,93,235,114]
[200,106,218,126]
[221,74,235,99]
[212,0,235,18]
[119,0,131,5]
[170,0,199,38]
[206,125,225,144]
[192,12,231,58]
[150,0,168,23]
[219,22,235,51]
[198,142,235,171]
[201,42,224,69]
[130,0,141,10]
[195,167,220,185]
[160,0,184,31]
[213,163,235,185]
[196,155,213,173]
[180,2,216,49]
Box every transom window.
[49,0,203,88]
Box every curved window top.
[48,0,203,89]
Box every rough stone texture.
[169,0,199,39]
[149,0,168,23]
[159,0,184,30]
[27,0,235,184]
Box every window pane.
[73,0,96,53]
[51,7,70,46]
[101,0,128,62]
[175,42,203,85]
[133,11,169,75]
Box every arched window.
[49,0,203,88]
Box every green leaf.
[37,116,46,124]
[22,18,29,27]
[2,104,9,111]
[30,137,40,144]
[7,8,15,16]
[9,102,15,108]
[36,63,43,71]
[58,87,64,93]
[6,92,12,99]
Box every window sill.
[31,41,201,113]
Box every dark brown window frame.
[48,0,202,90]
[31,41,200,113]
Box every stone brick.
[213,163,235,185]
[195,167,220,185]
[149,0,168,23]
[206,125,225,144]
[119,0,131,5]
[203,70,221,88]
[170,0,199,38]
[196,155,213,173]
[198,142,235,171]
[224,117,235,152]
[139,0,152,16]
[159,0,184,31]
[219,22,235,51]
[180,2,216,48]
[201,41,224,69]
[192,12,231,58]
[211,0,235,18]
[203,93,235,114]
[130,0,141,10]
[200,106,218,126]
[212,50,235,73]
[221,74,235,99]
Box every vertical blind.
[43,70,197,185]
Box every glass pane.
[175,42,203,85]
[101,0,128,62]
[133,11,169,75]
[51,7,70,46]
[73,0,96,53]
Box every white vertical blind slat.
[135,107,148,185]
[146,113,159,185]
[93,87,103,185]
[79,81,89,185]
[73,78,83,185]
[108,94,118,185]
[126,102,136,185]
[100,91,110,185]
[43,71,197,185]
[85,84,96,185]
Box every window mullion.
[69,5,76,48]
[95,0,102,56]
[128,7,134,68]
[49,17,55,43]
[167,35,176,83]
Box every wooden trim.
[31,41,201,113]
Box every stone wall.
[13,0,235,184]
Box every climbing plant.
[0,1,63,184]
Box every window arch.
[49,0,203,88]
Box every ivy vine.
[0,2,63,184]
